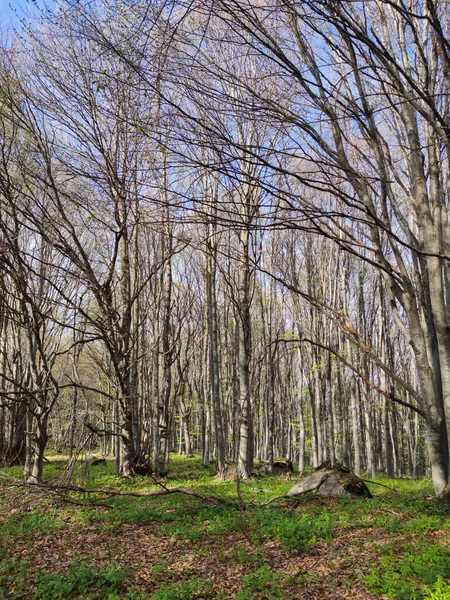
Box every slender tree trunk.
[205,198,226,474]
[383,396,394,478]
[297,365,305,474]
[237,221,253,478]
[324,359,336,467]
[362,387,376,478]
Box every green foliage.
[195,506,242,536]
[158,519,203,541]
[122,592,149,600]
[280,511,332,551]
[0,551,31,599]
[151,564,169,578]
[0,509,65,537]
[35,561,128,599]
[230,545,264,567]
[109,505,158,526]
[423,577,450,600]
[291,570,320,585]
[252,509,332,551]
[403,515,446,533]
[150,577,211,599]
[364,542,450,599]
[237,565,284,600]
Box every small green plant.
[0,553,31,599]
[123,591,149,600]
[0,509,65,537]
[34,561,128,599]
[158,520,203,541]
[284,511,332,551]
[404,516,444,533]
[423,577,450,600]
[150,577,211,599]
[252,509,332,551]
[294,570,321,585]
[151,563,169,578]
[237,565,284,600]
[231,545,264,567]
[364,542,450,599]
[196,506,242,536]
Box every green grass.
[1,453,449,599]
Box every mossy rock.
[287,469,372,498]
[258,458,293,474]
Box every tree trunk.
[237,218,253,479]
[27,411,48,484]
[205,199,226,474]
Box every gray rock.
[287,470,372,498]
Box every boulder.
[315,458,350,473]
[273,458,293,473]
[85,454,106,466]
[258,458,293,475]
[287,469,372,498]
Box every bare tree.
[169,0,450,498]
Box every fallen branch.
[263,475,329,506]
[51,490,114,510]
[361,479,400,493]
[263,494,291,506]
[1,480,236,507]
[0,471,20,480]
[263,492,328,507]
[379,507,405,518]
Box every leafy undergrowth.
[1,454,449,599]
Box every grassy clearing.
[1,454,449,599]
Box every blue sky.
[0,0,50,27]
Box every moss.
[336,472,373,498]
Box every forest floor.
[1,455,450,599]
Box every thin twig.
[263,494,290,506]
[379,507,405,518]
[361,479,400,493]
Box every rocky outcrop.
[287,466,372,498]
